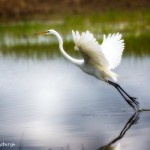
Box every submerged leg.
[107,80,139,110]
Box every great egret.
[35,29,139,110]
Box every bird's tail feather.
[108,71,118,81]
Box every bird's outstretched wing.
[101,33,124,69]
[72,30,124,70]
[72,30,109,68]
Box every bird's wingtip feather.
[103,34,106,40]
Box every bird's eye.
[45,30,51,34]
[47,30,52,34]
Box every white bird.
[35,29,139,110]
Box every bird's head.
[35,29,56,35]
[34,29,63,45]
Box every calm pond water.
[0,53,150,150]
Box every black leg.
[108,80,139,105]
[107,80,139,110]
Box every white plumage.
[72,30,124,69]
[72,30,125,81]
[35,29,139,110]
[101,33,124,69]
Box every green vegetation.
[0,10,150,58]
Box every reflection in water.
[98,112,139,150]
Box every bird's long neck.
[52,31,83,66]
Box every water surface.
[0,53,150,150]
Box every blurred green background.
[0,0,150,58]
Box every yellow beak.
[34,31,48,36]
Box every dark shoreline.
[0,0,150,21]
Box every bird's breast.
[80,63,98,76]
[80,63,108,80]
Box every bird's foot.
[130,97,137,100]
[128,96,139,110]
[124,95,140,111]
[130,97,139,105]
[125,99,136,110]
